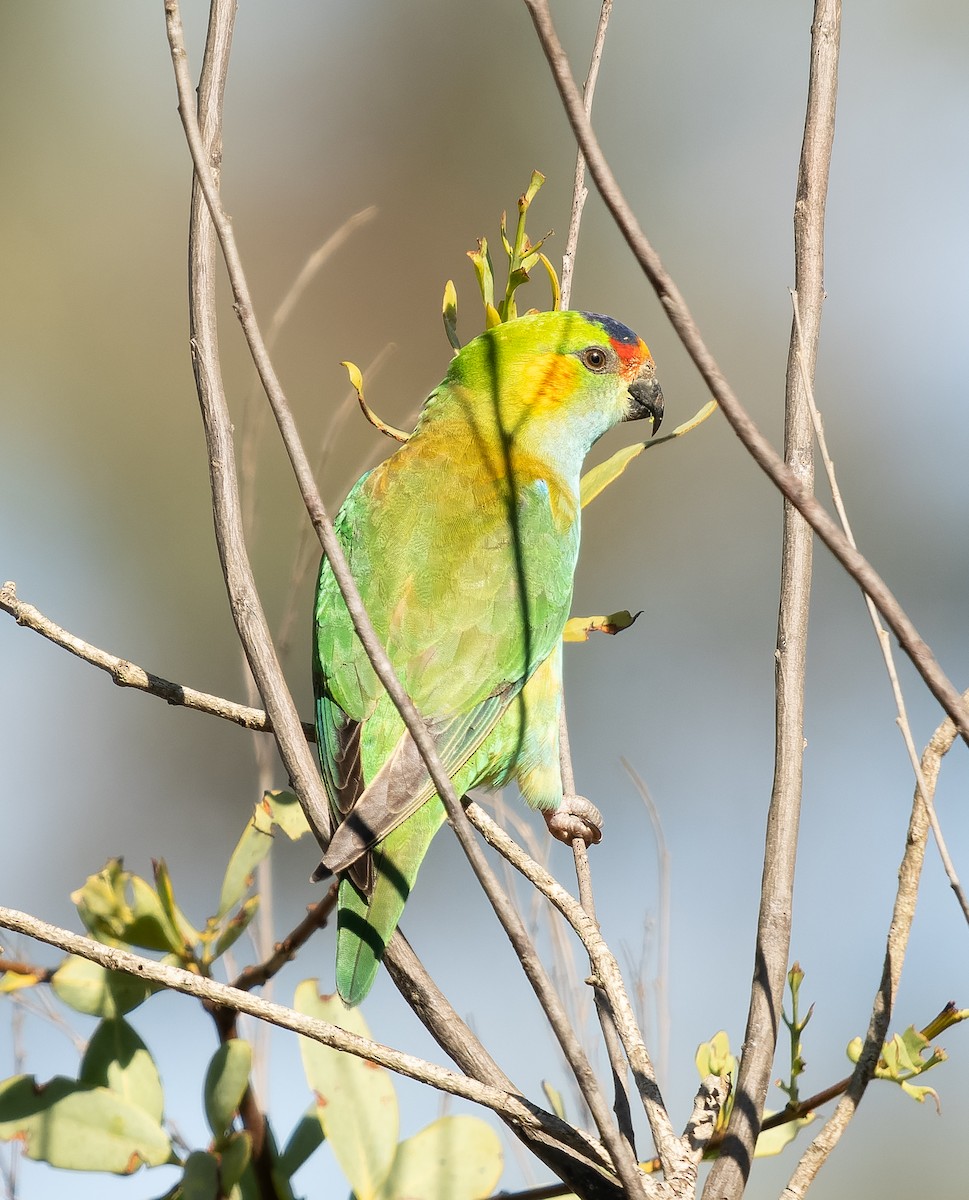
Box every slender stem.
[0,582,309,737]
[0,905,580,1136]
[560,0,613,308]
[165,0,333,851]
[782,696,962,1195]
[704,6,840,1195]
[522,0,969,749]
[790,291,969,925]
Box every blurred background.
[2,1,968,1196]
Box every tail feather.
[335,799,446,1005]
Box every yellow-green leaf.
[0,1075,171,1172]
[295,981,398,1200]
[51,956,156,1019]
[79,1018,164,1123]
[204,1040,253,1142]
[563,611,641,642]
[375,1115,503,1200]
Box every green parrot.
[313,310,663,1005]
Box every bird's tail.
[335,798,447,1005]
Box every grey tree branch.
[782,695,965,1196]
[559,0,613,308]
[704,5,840,1196]
[0,580,312,738]
[0,905,584,1142]
[522,0,969,749]
[790,291,969,925]
[164,0,333,849]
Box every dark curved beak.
[626,373,664,435]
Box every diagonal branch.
[0,581,313,738]
[522,0,969,748]
[782,695,964,1196]
[0,904,594,1148]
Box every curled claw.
[544,794,603,846]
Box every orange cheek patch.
[520,353,582,413]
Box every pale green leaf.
[51,955,156,1018]
[295,981,398,1200]
[375,1115,502,1200]
[204,1040,253,1141]
[0,1075,171,1172]
[79,1018,164,1123]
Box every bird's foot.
[544,795,603,847]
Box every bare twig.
[0,903,592,1143]
[0,581,311,738]
[790,292,969,925]
[620,760,671,1088]
[522,0,969,748]
[782,696,964,1196]
[465,800,714,1187]
[704,6,840,1195]
[559,0,613,307]
[165,0,333,853]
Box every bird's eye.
[581,347,609,371]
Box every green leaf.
[218,805,275,919]
[0,1075,171,1172]
[294,981,398,1200]
[563,611,641,643]
[218,792,310,920]
[79,1018,164,1123]
[442,279,460,352]
[265,790,313,841]
[580,442,647,508]
[467,239,495,311]
[277,1107,325,1179]
[204,1040,253,1142]
[152,860,200,950]
[181,1149,220,1198]
[752,1111,815,1158]
[70,858,187,953]
[51,955,156,1018]
[218,1131,252,1190]
[0,968,45,993]
[375,1115,503,1200]
[211,896,261,962]
[541,1080,565,1120]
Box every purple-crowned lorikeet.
[313,310,663,1004]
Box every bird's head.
[444,310,663,466]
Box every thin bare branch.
[0,903,587,1142]
[522,0,969,748]
[0,581,311,738]
[705,6,840,1194]
[560,0,613,308]
[165,0,333,849]
[620,759,671,1088]
[782,695,964,1195]
[465,800,717,1186]
[790,290,969,925]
